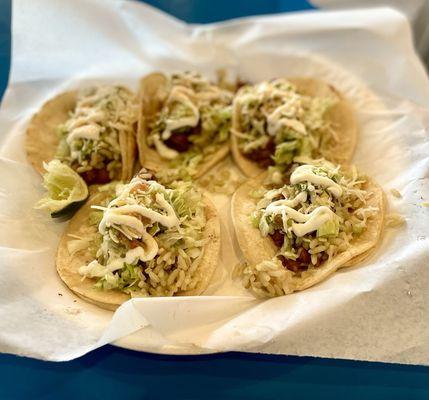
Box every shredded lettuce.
[56,86,138,179]
[317,218,339,237]
[273,141,298,165]
[253,160,377,269]
[78,173,207,296]
[242,160,379,297]
[233,79,337,169]
[95,263,141,291]
[147,72,233,178]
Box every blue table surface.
[0,1,428,399]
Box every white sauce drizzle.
[161,86,199,141]
[290,164,342,198]
[79,176,181,277]
[265,192,308,211]
[78,231,158,277]
[66,124,101,145]
[67,109,105,131]
[263,202,336,238]
[99,193,179,236]
[267,102,307,137]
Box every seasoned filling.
[164,129,193,153]
[79,167,111,185]
[244,138,276,168]
[270,229,328,273]
[269,229,285,248]
[278,247,313,272]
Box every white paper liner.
[0,0,428,363]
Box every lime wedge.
[36,160,89,218]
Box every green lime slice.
[36,160,89,218]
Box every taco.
[26,85,139,185]
[137,71,233,181]
[56,169,221,310]
[231,78,357,178]
[231,160,385,297]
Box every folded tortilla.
[56,190,221,310]
[231,78,358,178]
[231,171,385,294]
[25,89,136,183]
[137,72,229,178]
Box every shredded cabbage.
[243,159,378,297]
[77,171,207,296]
[147,72,233,179]
[56,86,138,179]
[233,79,337,168]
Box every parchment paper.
[0,0,428,363]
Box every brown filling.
[270,229,327,273]
[269,230,285,248]
[164,124,203,153]
[80,168,111,185]
[165,131,192,152]
[243,138,275,168]
[277,248,313,273]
